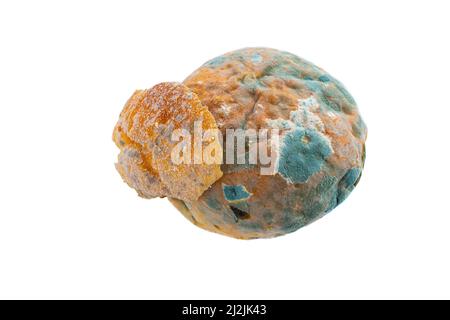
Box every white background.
[0,0,449,299]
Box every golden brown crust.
[113,82,223,201]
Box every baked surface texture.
[114,48,367,239]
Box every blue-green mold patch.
[318,75,331,82]
[204,56,226,68]
[336,167,362,205]
[342,168,361,188]
[305,80,322,92]
[223,184,252,202]
[205,196,223,211]
[251,53,263,64]
[278,128,332,183]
